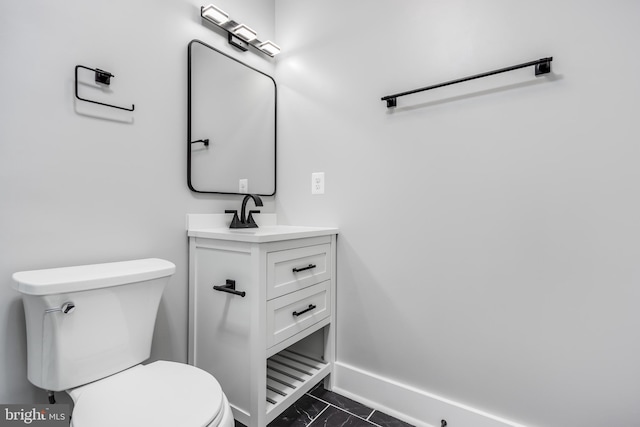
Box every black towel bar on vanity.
[213,279,246,297]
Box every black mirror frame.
[187,39,277,196]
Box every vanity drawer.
[267,244,331,300]
[266,281,331,348]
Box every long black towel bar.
[381,57,553,108]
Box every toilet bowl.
[68,361,233,427]
[13,258,234,427]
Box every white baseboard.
[333,362,528,427]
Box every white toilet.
[12,258,234,427]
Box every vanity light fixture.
[201,4,229,25]
[231,24,257,42]
[200,4,281,57]
[257,41,281,57]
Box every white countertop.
[186,214,338,243]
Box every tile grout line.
[365,409,376,421]
[306,404,331,427]
[304,392,383,427]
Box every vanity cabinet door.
[192,247,253,416]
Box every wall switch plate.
[239,179,248,193]
[312,172,325,194]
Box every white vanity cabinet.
[187,215,338,427]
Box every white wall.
[274,1,640,427]
[4,2,640,426]
[0,0,275,404]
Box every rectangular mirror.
[188,39,276,195]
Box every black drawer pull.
[213,279,246,297]
[292,264,316,273]
[292,304,316,317]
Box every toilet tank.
[12,258,176,391]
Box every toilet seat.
[68,361,225,427]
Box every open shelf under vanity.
[266,349,330,418]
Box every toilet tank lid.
[12,258,176,296]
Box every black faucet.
[226,194,263,229]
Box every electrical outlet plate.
[312,172,325,194]
[239,179,248,193]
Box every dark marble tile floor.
[235,383,414,427]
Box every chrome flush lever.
[45,302,76,315]
[62,302,76,314]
